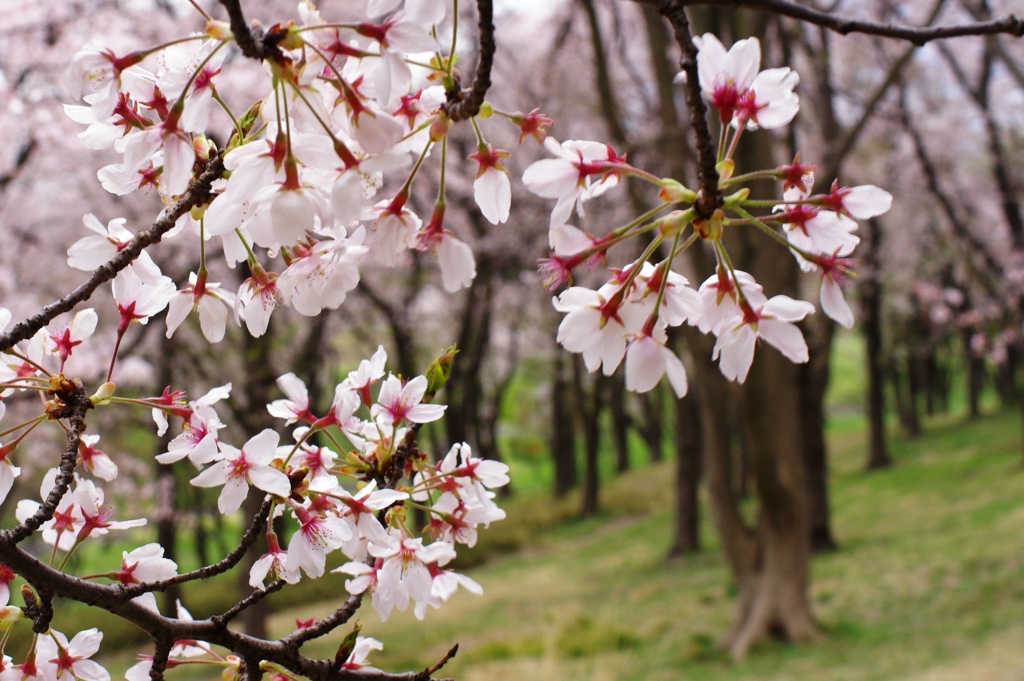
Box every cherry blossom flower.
[624,334,688,397]
[112,266,176,334]
[286,504,353,578]
[369,532,457,621]
[341,637,383,671]
[814,181,893,219]
[522,138,622,229]
[112,544,176,613]
[341,345,388,404]
[236,269,283,338]
[277,228,368,316]
[0,654,43,681]
[371,375,446,426]
[68,44,143,113]
[366,199,423,266]
[0,442,21,508]
[190,429,292,515]
[811,254,857,329]
[287,428,337,480]
[713,296,815,383]
[0,566,12,609]
[46,309,98,371]
[153,383,230,461]
[77,434,118,481]
[68,215,161,283]
[268,373,316,425]
[36,629,109,681]
[694,34,760,124]
[157,39,225,133]
[416,207,477,292]
[328,479,408,548]
[249,534,298,589]
[165,272,237,343]
[552,284,645,375]
[74,479,146,541]
[468,144,511,224]
[697,270,767,335]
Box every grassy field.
[225,407,1024,681]
[82,331,1024,678]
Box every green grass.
[225,408,1024,681]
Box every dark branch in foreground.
[0,155,224,354]
[653,0,721,219]
[637,0,1024,45]
[442,0,495,122]
[217,0,286,60]
[123,498,273,598]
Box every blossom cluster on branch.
[533,32,892,388]
[4,0,1011,676]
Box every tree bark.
[234,319,278,640]
[669,389,702,556]
[800,319,838,552]
[551,352,579,497]
[637,389,665,463]
[862,218,891,470]
[573,356,602,517]
[606,371,631,473]
[154,330,180,615]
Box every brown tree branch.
[123,498,272,597]
[0,155,224,354]
[652,0,721,218]
[217,0,284,60]
[663,0,1024,45]
[442,0,495,122]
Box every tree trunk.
[234,321,278,640]
[154,331,180,615]
[862,218,891,470]
[606,371,631,473]
[800,318,838,552]
[573,356,602,517]
[724,347,822,658]
[890,354,921,438]
[964,330,983,419]
[669,390,702,557]
[637,389,665,463]
[551,352,578,497]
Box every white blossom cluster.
[528,34,893,391]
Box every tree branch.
[123,497,272,597]
[666,0,1024,45]
[217,0,284,61]
[442,0,495,122]
[652,0,721,218]
[280,593,364,647]
[0,155,224,354]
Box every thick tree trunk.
[551,352,579,497]
[862,218,891,470]
[669,390,702,556]
[724,348,822,658]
